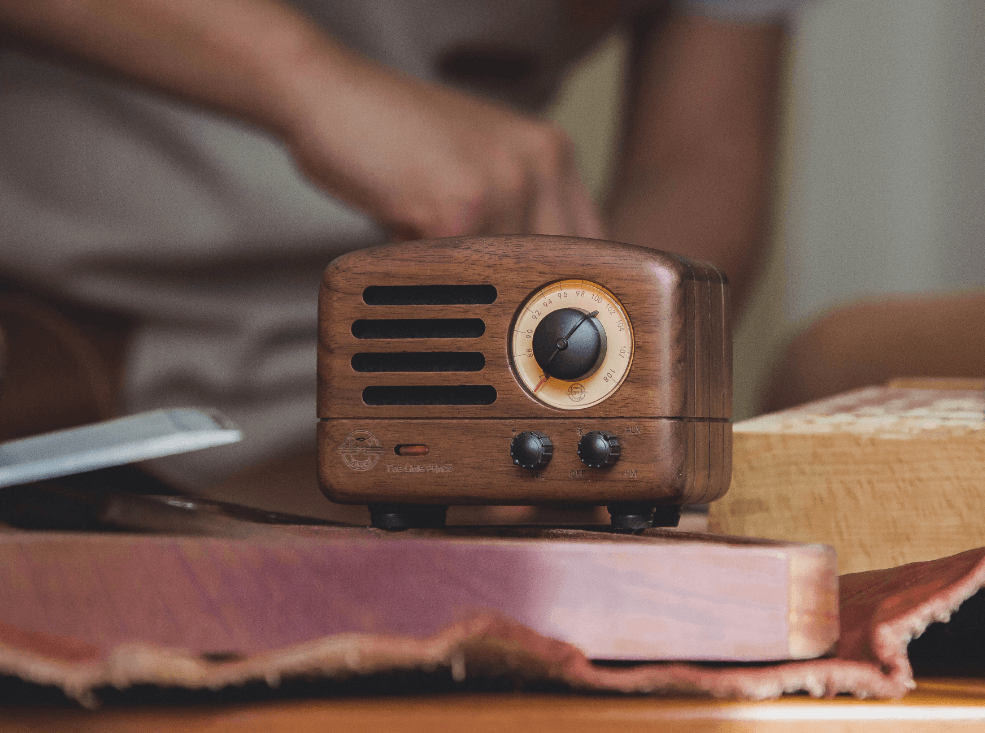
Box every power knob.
[577,430,621,468]
[510,431,554,470]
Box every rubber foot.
[369,503,448,531]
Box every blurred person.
[751,3,985,415]
[760,293,985,414]
[0,0,800,517]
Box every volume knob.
[577,431,621,468]
[510,431,553,470]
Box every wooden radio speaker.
[318,235,732,530]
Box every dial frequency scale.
[317,235,732,530]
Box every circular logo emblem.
[567,383,587,402]
[337,430,383,471]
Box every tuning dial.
[577,431,621,468]
[532,308,607,381]
[510,281,633,411]
[510,431,554,470]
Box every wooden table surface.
[4,679,985,732]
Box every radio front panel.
[317,235,731,516]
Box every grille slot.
[352,285,494,406]
[352,319,485,339]
[363,284,497,305]
[363,385,497,405]
[352,352,485,373]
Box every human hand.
[0,0,601,241]
[282,52,605,240]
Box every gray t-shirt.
[0,0,802,490]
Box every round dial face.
[510,280,634,410]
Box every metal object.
[0,408,241,488]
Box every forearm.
[607,139,776,314]
[0,0,355,139]
[606,12,787,315]
[0,0,603,240]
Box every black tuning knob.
[577,430,621,468]
[532,308,607,381]
[510,431,554,470]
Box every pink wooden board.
[0,528,836,664]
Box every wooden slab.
[710,380,985,574]
[7,679,985,733]
[0,527,836,685]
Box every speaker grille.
[363,385,497,406]
[351,319,485,339]
[352,352,485,372]
[353,285,496,407]
[363,284,497,305]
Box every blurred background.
[547,0,985,419]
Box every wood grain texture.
[709,382,985,574]
[0,528,836,693]
[319,418,705,504]
[317,235,731,507]
[318,235,723,420]
[6,679,985,732]
[887,378,985,391]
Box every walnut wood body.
[318,236,731,506]
[320,418,728,505]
